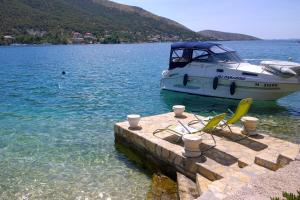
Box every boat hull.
[160,75,300,100]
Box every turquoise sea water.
[0,40,300,199]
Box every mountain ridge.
[198,30,260,41]
[0,0,261,44]
[0,0,204,44]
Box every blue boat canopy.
[171,42,220,50]
[169,42,240,69]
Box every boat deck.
[114,112,300,199]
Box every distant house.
[149,37,160,43]
[72,32,84,44]
[148,35,160,43]
[83,32,97,44]
[26,29,47,37]
[3,35,15,45]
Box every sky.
[113,0,300,39]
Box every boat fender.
[183,74,188,86]
[230,82,236,95]
[213,77,218,90]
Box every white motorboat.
[160,42,300,100]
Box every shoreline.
[1,39,299,47]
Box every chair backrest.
[226,98,253,125]
[202,113,226,132]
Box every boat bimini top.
[169,42,243,70]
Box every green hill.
[0,0,206,44]
[198,30,260,41]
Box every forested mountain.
[198,30,260,41]
[0,0,206,44]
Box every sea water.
[0,40,299,199]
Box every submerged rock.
[146,174,178,200]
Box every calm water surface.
[0,40,299,199]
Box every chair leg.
[225,123,233,135]
[153,128,166,136]
[188,119,200,126]
[199,130,216,156]
[153,125,172,136]
[209,130,216,148]
[175,136,183,144]
[153,126,184,144]
[208,128,217,146]
[188,114,206,126]
[153,125,176,136]
[178,120,192,134]
[223,123,248,142]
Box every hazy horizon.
[113,0,300,40]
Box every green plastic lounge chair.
[153,113,226,149]
[220,98,253,134]
[189,98,253,135]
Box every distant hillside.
[198,30,260,41]
[0,0,206,44]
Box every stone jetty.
[114,112,300,199]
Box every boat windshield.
[210,45,243,63]
[213,52,243,63]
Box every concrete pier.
[114,112,300,199]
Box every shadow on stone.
[185,155,207,163]
[199,143,238,166]
[213,130,268,151]
[249,134,265,139]
[236,137,267,151]
[174,114,187,119]
[128,126,143,131]
[158,133,237,166]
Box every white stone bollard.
[241,116,259,136]
[182,134,202,157]
[173,105,185,117]
[127,114,141,128]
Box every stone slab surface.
[114,112,300,200]
[177,172,198,200]
[223,160,300,200]
[196,173,212,196]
